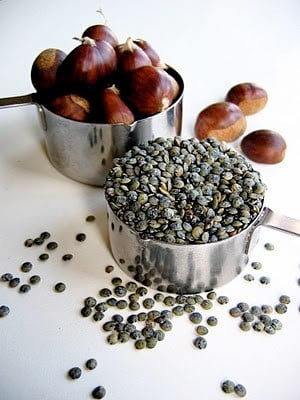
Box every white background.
[0,1,299,399]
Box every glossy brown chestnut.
[57,36,117,92]
[97,85,135,124]
[133,39,166,68]
[241,129,286,164]
[115,37,152,75]
[48,94,90,122]
[82,9,119,48]
[120,65,179,118]
[31,48,66,91]
[225,82,268,115]
[194,102,246,142]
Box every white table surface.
[1,0,300,399]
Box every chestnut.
[120,65,178,118]
[133,39,166,68]
[241,129,287,164]
[82,9,119,48]
[194,102,246,142]
[225,82,268,115]
[48,94,91,122]
[115,37,152,75]
[31,48,66,92]
[96,85,135,124]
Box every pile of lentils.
[105,137,266,244]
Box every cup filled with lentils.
[105,136,270,294]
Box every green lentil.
[239,321,251,331]
[201,299,213,310]
[1,273,13,281]
[193,336,207,350]
[234,383,247,397]
[237,302,249,312]
[91,385,106,399]
[33,237,44,246]
[259,314,272,326]
[111,277,123,286]
[142,298,155,309]
[142,326,155,338]
[99,288,112,297]
[153,329,165,341]
[131,330,142,340]
[93,311,105,321]
[62,254,73,261]
[24,238,34,247]
[102,321,116,332]
[252,321,265,332]
[271,318,283,330]
[118,331,130,343]
[105,265,114,273]
[84,297,97,308]
[116,300,128,309]
[189,312,202,324]
[9,277,20,288]
[86,215,96,222]
[172,305,185,316]
[107,332,118,345]
[146,337,158,349]
[195,325,209,335]
[206,291,217,300]
[47,242,58,250]
[259,276,271,285]
[275,303,288,314]
[40,232,51,240]
[264,325,276,335]
[0,305,10,318]
[19,284,31,293]
[243,273,255,282]
[21,262,33,273]
[160,319,173,332]
[136,287,148,296]
[68,367,82,380]
[95,302,109,312]
[114,285,127,297]
[129,301,140,311]
[39,253,49,261]
[264,242,275,250]
[126,281,138,292]
[81,306,93,317]
[241,312,254,322]
[135,339,146,350]
[207,316,218,326]
[29,275,41,284]
[54,282,66,292]
[250,305,261,316]
[85,358,97,370]
[279,295,290,304]
[154,293,164,302]
[251,261,262,270]
[217,296,229,305]
[106,298,117,307]
[229,307,242,318]
[176,295,187,304]
[76,233,86,242]
[186,296,197,305]
[163,296,176,307]
[261,304,273,314]
[137,312,147,322]
[184,304,195,313]
[221,380,235,394]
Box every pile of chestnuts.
[194,82,287,164]
[30,11,180,124]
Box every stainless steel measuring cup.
[0,67,184,186]
[106,203,300,294]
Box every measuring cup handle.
[260,207,300,236]
[0,93,36,108]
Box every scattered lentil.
[172,305,185,316]
[0,305,10,318]
[85,358,97,370]
[24,238,34,247]
[184,304,195,313]
[142,298,155,309]
[76,233,86,242]
[234,383,247,397]
[189,312,202,324]
[135,339,146,350]
[105,265,114,273]
[21,262,33,273]
[275,303,288,314]
[251,261,262,270]
[259,276,271,285]
[33,237,44,246]
[19,284,31,293]
[9,277,20,288]
[111,277,123,286]
[29,275,41,285]
[107,332,118,345]
[154,293,164,302]
[116,300,128,309]
[68,367,82,380]
[126,281,138,292]
[264,242,275,251]
[47,242,58,250]
[243,273,255,282]
[99,288,112,298]
[62,254,73,261]
[86,215,96,222]
[38,253,49,261]
[114,285,127,297]
[91,385,106,399]
[40,232,51,240]
[221,380,235,394]
[207,316,218,326]
[163,296,176,307]
[229,307,242,318]
[237,302,249,312]
[196,325,209,335]
[271,319,283,330]
[239,321,251,331]
[206,291,217,300]
[279,295,290,304]
[261,304,273,314]
[93,311,105,321]
[81,306,93,317]
[160,319,173,332]
[1,273,13,281]
[54,281,66,292]
[217,296,229,305]
[193,336,207,349]
[252,321,265,332]
[201,299,213,309]
[84,297,97,308]
[241,312,254,323]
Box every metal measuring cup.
[0,67,184,186]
